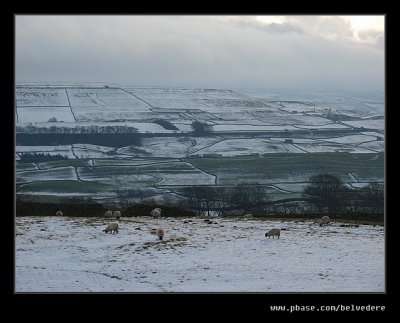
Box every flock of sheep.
[101,209,164,239]
[54,208,331,241]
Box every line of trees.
[182,183,268,216]
[151,119,179,130]
[191,121,213,135]
[179,174,383,217]
[16,125,139,134]
[304,173,384,215]
[16,132,142,147]
[19,152,68,163]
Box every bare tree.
[230,184,253,214]
[191,121,213,135]
[304,173,347,213]
[183,186,205,216]
[362,181,384,213]
[213,187,231,216]
[249,184,267,214]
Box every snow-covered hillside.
[15,216,384,292]
[15,85,384,200]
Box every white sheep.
[55,210,63,216]
[319,216,330,226]
[103,222,119,234]
[104,210,113,218]
[151,208,162,219]
[265,228,281,239]
[156,228,165,240]
[113,211,121,219]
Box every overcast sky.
[15,15,384,93]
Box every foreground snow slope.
[16,216,384,292]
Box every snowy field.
[17,107,76,123]
[16,88,69,107]
[194,138,305,156]
[15,216,384,293]
[15,86,384,199]
[341,119,384,131]
[117,137,223,158]
[239,89,384,116]
[16,167,77,183]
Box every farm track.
[290,144,311,153]
[187,137,227,156]
[180,112,198,122]
[150,185,188,200]
[354,140,380,153]
[349,172,360,182]
[205,111,224,121]
[267,185,295,193]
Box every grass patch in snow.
[17,180,113,194]
[127,147,151,155]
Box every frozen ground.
[15,216,384,293]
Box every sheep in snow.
[265,228,281,239]
[156,228,165,240]
[55,210,63,216]
[103,222,119,234]
[104,210,113,218]
[151,208,162,219]
[113,211,121,219]
[319,216,330,226]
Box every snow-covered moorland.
[15,216,384,292]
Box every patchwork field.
[16,152,383,201]
[15,85,384,202]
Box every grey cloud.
[235,18,303,34]
[16,15,384,93]
[263,22,304,34]
[357,30,384,47]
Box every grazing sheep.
[55,210,63,216]
[104,210,113,218]
[319,216,330,226]
[156,228,165,240]
[244,213,252,217]
[103,222,119,234]
[113,211,121,219]
[151,208,162,219]
[265,228,281,239]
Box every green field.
[17,180,114,194]
[185,152,384,185]
[16,163,38,172]
[93,158,179,166]
[37,159,89,169]
[15,152,384,201]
